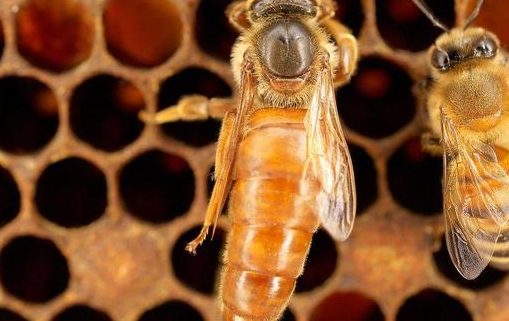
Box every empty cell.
[70,74,145,152]
[120,150,195,223]
[0,166,20,228]
[171,226,225,294]
[387,137,442,215]
[396,288,472,321]
[0,235,69,303]
[158,68,231,147]
[349,144,378,214]
[310,291,385,321]
[138,300,203,321]
[335,0,363,36]
[295,229,338,293]
[35,157,107,228]
[376,0,455,52]
[16,0,94,72]
[0,76,58,154]
[104,0,182,67]
[281,309,296,321]
[195,0,238,61]
[52,305,112,321]
[0,308,29,321]
[338,57,415,138]
[433,235,507,290]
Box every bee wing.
[441,111,509,279]
[301,58,356,241]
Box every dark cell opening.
[396,288,472,321]
[387,137,442,215]
[281,309,296,321]
[35,157,107,228]
[120,150,195,223]
[433,235,507,290]
[16,0,94,71]
[70,74,145,152]
[0,76,58,154]
[171,226,225,294]
[296,229,337,293]
[138,300,204,321]
[52,305,112,321]
[0,235,69,303]
[158,68,231,147]
[195,0,238,61]
[104,0,182,67]
[0,308,29,321]
[376,0,455,52]
[338,57,415,138]
[310,291,385,321]
[335,0,364,36]
[349,144,378,214]
[0,166,21,227]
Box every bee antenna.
[464,0,484,29]
[411,0,449,32]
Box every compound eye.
[474,36,498,57]
[431,48,450,70]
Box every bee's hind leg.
[139,95,233,124]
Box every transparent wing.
[441,111,509,279]
[301,57,356,241]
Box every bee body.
[222,109,319,320]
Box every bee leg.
[186,110,237,254]
[422,131,443,156]
[139,95,233,124]
[322,19,358,86]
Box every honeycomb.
[0,0,508,320]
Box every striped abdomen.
[220,109,319,321]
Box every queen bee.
[417,0,509,279]
[144,0,358,319]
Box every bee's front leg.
[139,95,234,124]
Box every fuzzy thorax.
[231,15,339,108]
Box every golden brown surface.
[0,0,508,321]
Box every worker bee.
[417,0,509,279]
[142,0,358,319]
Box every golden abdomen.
[220,109,320,321]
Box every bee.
[417,0,509,279]
[142,0,358,319]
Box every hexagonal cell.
[338,57,415,138]
[70,74,145,152]
[310,291,385,321]
[171,225,225,295]
[433,235,507,290]
[350,144,378,214]
[16,0,94,72]
[119,150,195,223]
[296,229,338,293]
[387,137,442,215]
[103,0,182,67]
[0,166,21,228]
[0,308,28,321]
[376,0,455,52]
[0,235,69,303]
[158,68,231,147]
[0,76,58,154]
[52,305,112,321]
[35,157,107,228]
[281,309,296,321]
[195,0,237,61]
[336,0,364,36]
[396,288,472,321]
[138,300,204,321]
